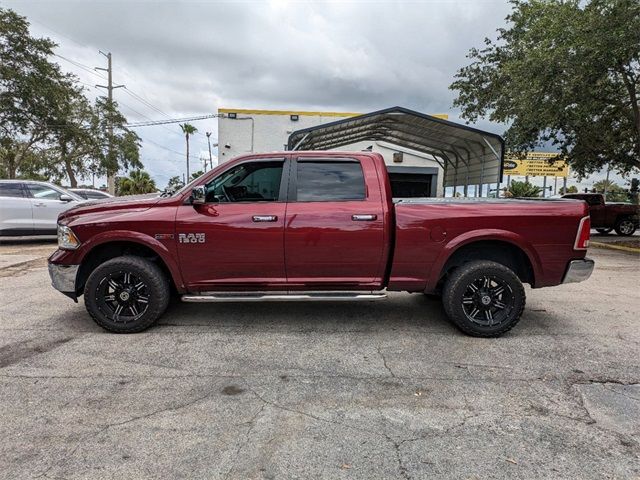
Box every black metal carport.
[287,106,505,195]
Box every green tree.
[47,86,97,187]
[560,185,578,194]
[0,7,78,178]
[93,97,142,180]
[593,179,629,202]
[180,123,197,180]
[118,169,157,196]
[164,175,184,193]
[190,170,204,181]
[451,0,640,177]
[506,180,543,197]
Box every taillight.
[574,216,590,250]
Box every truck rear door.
[284,156,386,288]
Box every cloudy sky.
[3,0,620,190]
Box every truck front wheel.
[84,256,170,333]
[614,218,636,236]
[442,260,525,337]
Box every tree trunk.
[61,141,77,188]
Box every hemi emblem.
[154,234,174,240]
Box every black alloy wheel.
[460,274,515,327]
[442,260,526,337]
[96,270,150,323]
[84,256,170,333]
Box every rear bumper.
[562,258,594,284]
[48,263,79,300]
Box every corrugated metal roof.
[287,106,504,188]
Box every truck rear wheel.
[84,256,170,333]
[614,218,636,236]
[442,260,525,337]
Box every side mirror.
[59,194,73,202]
[191,186,206,205]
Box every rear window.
[0,183,25,198]
[296,161,365,202]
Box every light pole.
[206,132,214,170]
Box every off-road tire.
[442,260,526,337]
[595,228,613,235]
[84,255,170,333]
[614,217,636,236]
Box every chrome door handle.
[33,202,46,207]
[352,214,377,221]
[252,215,278,222]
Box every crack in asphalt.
[223,403,267,479]
[377,344,397,378]
[34,388,218,478]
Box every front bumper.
[562,258,595,284]
[48,263,79,298]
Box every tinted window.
[296,161,365,202]
[0,183,24,198]
[27,184,64,200]
[83,191,110,199]
[205,161,283,202]
[73,191,90,199]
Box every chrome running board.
[182,291,387,302]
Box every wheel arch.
[75,235,184,296]
[428,232,540,293]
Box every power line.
[55,53,107,81]
[125,114,221,127]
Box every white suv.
[0,180,84,236]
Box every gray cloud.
[4,0,620,188]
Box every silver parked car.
[0,180,84,236]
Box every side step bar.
[182,291,387,302]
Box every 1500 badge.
[178,233,206,243]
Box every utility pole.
[206,132,214,171]
[96,51,123,195]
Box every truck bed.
[387,197,589,292]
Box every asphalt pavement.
[0,241,638,479]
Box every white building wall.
[217,108,445,197]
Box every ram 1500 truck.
[562,193,639,236]
[49,152,594,337]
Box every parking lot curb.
[590,241,640,254]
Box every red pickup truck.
[562,193,639,236]
[49,152,593,337]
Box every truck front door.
[284,157,386,289]
[175,158,288,290]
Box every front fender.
[425,229,543,291]
[49,230,185,291]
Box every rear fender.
[426,229,542,291]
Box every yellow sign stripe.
[218,107,449,120]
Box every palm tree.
[118,169,157,196]
[506,180,542,198]
[180,123,198,180]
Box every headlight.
[57,224,80,250]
